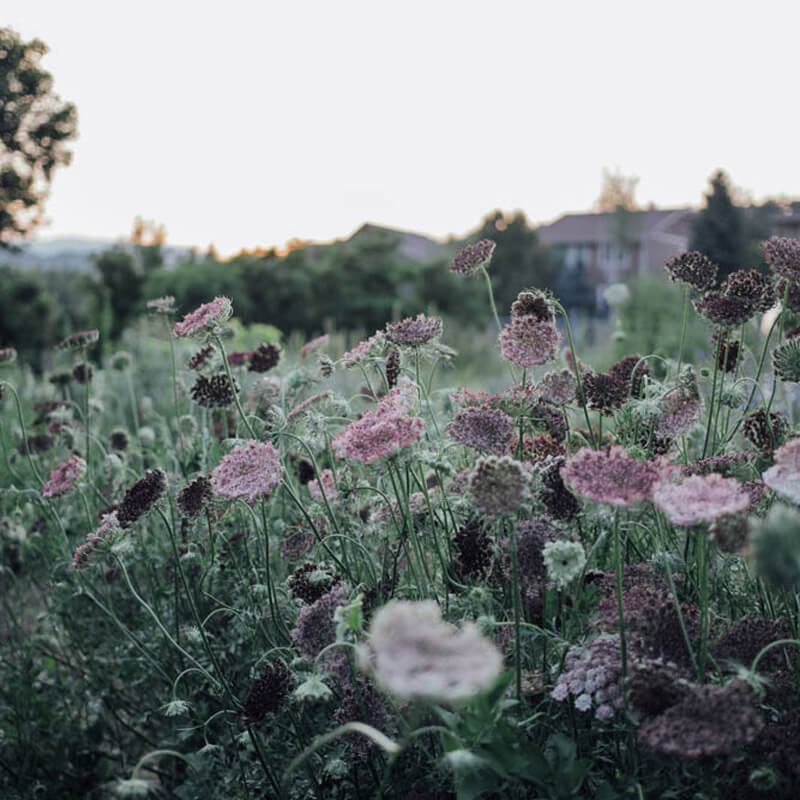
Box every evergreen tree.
[690,171,745,282]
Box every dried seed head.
[248,343,281,373]
[664,251,718,290]
[449,239,496,276]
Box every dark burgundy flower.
[243,660,295,722]
[248,343,281,373]
[187,345,214,370]
[385,347,401,388]
[117,469,167,528]
[287,562,340,604]
[742,409,789,452]
[190,373,237,407]
[451,517,493,581]
[72,362,93,384]
[664,251,718,290]
[694,290,754,326]
[176,475,213,518]
[582,371,629,415]
[608,354,649,398]
[721,269,776,313]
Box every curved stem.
[213,334,258,439]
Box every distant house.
[536,208,695,285]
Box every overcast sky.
[6,0,800,255]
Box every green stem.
[676,285,689,376]
[613,511,628,712]
[213,334,258,439]
[509,518,523,702]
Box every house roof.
[536,208,693,246]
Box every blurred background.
[2,1,799,379]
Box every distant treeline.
[0,212,562,368]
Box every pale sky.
[5,0,800,255]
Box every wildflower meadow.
[3,238,800,800]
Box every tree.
[690,170,745,282]
[0,27,77,247]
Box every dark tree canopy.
[0,27,77,246]
[689,170,745,282]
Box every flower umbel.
[385,314,443,346]
[41,455,86,498]
[653,473,749,527]
[450,239,496,276]
[212,440,282,504]
[173,297,232,338]
[762,438,800,504]
[498,316,561,367]
[469,455,528,517]
[365,600,503,703]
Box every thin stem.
[509,518,523,702]
[676,285,689,376]
[213,334,258,439]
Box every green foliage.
[618,275,709,370]
[0,27,77,246]
[0,266,58,367]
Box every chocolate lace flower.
[561,447,661,506]
[694,290,754,326]
[173,297,232,338]
[41,455,86,498]
[449,239,496,276]
[762,235,800,282]
[511,290,554,322]
[176,475,213,518]
[117,469,167,528]
[448,406,514,455]
[469,455,528,517]
[743,409,789,452]
[248,343,282,373]
[190,373,237,407]
[653,473,749,527]
[762,438,800,504]
[498,316,561,367]
[385,314,443,346]
[582,371,628,415]
[721,269,776,313]
[243,660,295,722]
[212,440,282,504]
[364,600,503,702]
[664,251,718,290]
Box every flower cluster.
[543,540,586,588]
[57,329,100,351]
[70,512,123,570]
[638,680,763,758]
[664,251,718,289]
[742,409,789,452]
[448,406,514,455]
[498,316,561,367]
[146,296,176,314]
[243,660,295,722]
[212,441,282,504]
[561,447,661,506]
[41,455,86,498]
[762,235,800,281]
[773,337,800,383]
[536,369,577,405]
[694,290,754,327]
[762,438,800,504]
[364,600,503,703]
[173,297,232,338]
[652,473,749,527]
[187,345,214,370]
[332,380,423,464]
[385,314,443,346]
[190,374,237,407]
[469,455,528,517]
[340,332,383,365]
[72,363,93,384]
[721,269,776,313]
[551,635,624,720]
[582,371,629,415]
[117,469,167,528]
[287,562,341,604]
[308,468,338,502]
[248,343,282,373]
[510,290,554,322]
[449,239,496,276]
[291,584,348,660]
[176,475,213,518]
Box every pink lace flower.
[41,455,86,498]
[498,317,561,367]
[212,440,282,503]
[173,297,232,338]
[70,512,121,570]
[561,447,661,507]
[653,473,750,527]
[761,438,800,504]
[308,469,338,502]
[300,334,329,360]
[341,332,383,365]
[448,407,514,455]
[332,380,423,464]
